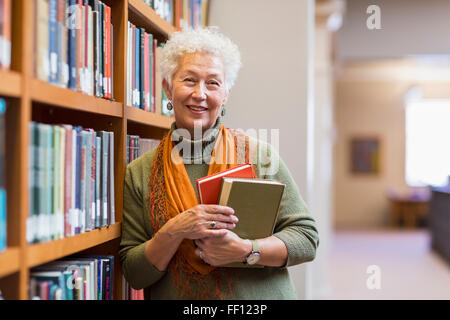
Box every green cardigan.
[119,122,319,300]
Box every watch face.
[246,252,260,265]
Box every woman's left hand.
[194,230,252,266]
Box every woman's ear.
[162,79,172,101]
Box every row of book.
[127,22,157,112]
[30,254,114,300]
[0,0,11,70]
[0,99,6,252]
[143,0,209,30]
[174,0,210,30]
[126,134,160,164]
[143,0,174,26]
[28,122,115,244]
[34,0,114,99]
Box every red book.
[144,32,150,112]
[196,164,256,204]
[105,5,112,99]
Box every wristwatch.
[244,240,261,265]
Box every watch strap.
[250,239,260,254]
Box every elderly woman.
[120,27,319,300]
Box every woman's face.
[163,52,229,137]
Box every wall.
[337,0,450,60]
[334,60,450,229]
[209,0,315,299]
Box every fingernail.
[232,215,238,222]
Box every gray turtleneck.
[120,117,319,299]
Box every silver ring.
[199,250,204,260]
[210,221,216,229]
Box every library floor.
[325,229,450,300]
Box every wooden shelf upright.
[0,0,178,300]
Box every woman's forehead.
[177,52,225,76]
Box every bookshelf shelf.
[0,70,21,98]
[128,0,177,38]
[126,105,173,129]
[30,79,123,117]
[27,223,122,269]
[0,247,20,278]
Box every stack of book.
[0,99,6,252]
[28,122,115,244]
[34,0,114,99]
[174,0,210,30]
[0,0,11,70]
[126,134,160,164]
[29,254,114,300]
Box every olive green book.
[217,177,285,268]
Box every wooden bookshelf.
[0,247,20,278]
[126,105,174,129]
[0,0,180,300]
[30,80,123,117]
[27,223,122,268]
[0,70,21,97]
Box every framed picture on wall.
[350,137,381,174]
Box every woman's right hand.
[166,205,238,240]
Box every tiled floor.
[326,229,450,299]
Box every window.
[405,99,450,187]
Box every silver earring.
[221,107,226,117]
[167,101,173,110]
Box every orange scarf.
[148,124,250,298]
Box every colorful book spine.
[0,99,6,252]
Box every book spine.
[84,130,92,231]
[36,0,49,82]
[152,37,156,112]
[99,1,104,97]
[68,0,77,90]
[0,99,5,252]
[139,28,145,110]
[95,136,101,228]
[63,125,73,238]
[51,126,59,240]
[127,22,131,106]
[58,126,65,239]
[49,0,58,84]
[134,27,139,108]
[131,24,135,107]
[108,131,114,226]
[74,129,81,234]
[104,4,110,99]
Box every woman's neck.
[171,116,222,164]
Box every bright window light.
[405,99,450,187]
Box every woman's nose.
[192,83,206,100]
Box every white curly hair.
[160,26,242,92]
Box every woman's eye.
[208,81,219,86]
[184,78,195,82]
